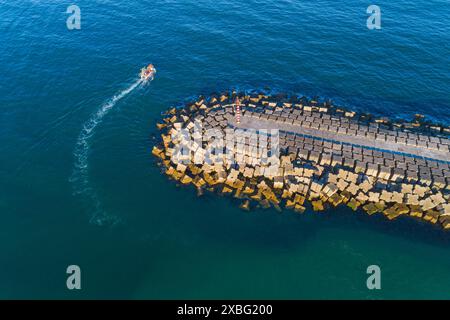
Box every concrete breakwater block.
[152,91,450,229]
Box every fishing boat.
[140,64,156,81]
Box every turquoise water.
[1,0,450,299]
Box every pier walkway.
[233,114,450,163]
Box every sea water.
[1,0,449,299]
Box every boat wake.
[70,78,146,225]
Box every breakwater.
[152,92,450,229]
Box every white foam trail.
[71,79,143,225]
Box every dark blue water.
[1,0,450,298]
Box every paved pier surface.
[233,115,450,162]
[204,101,450,186]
